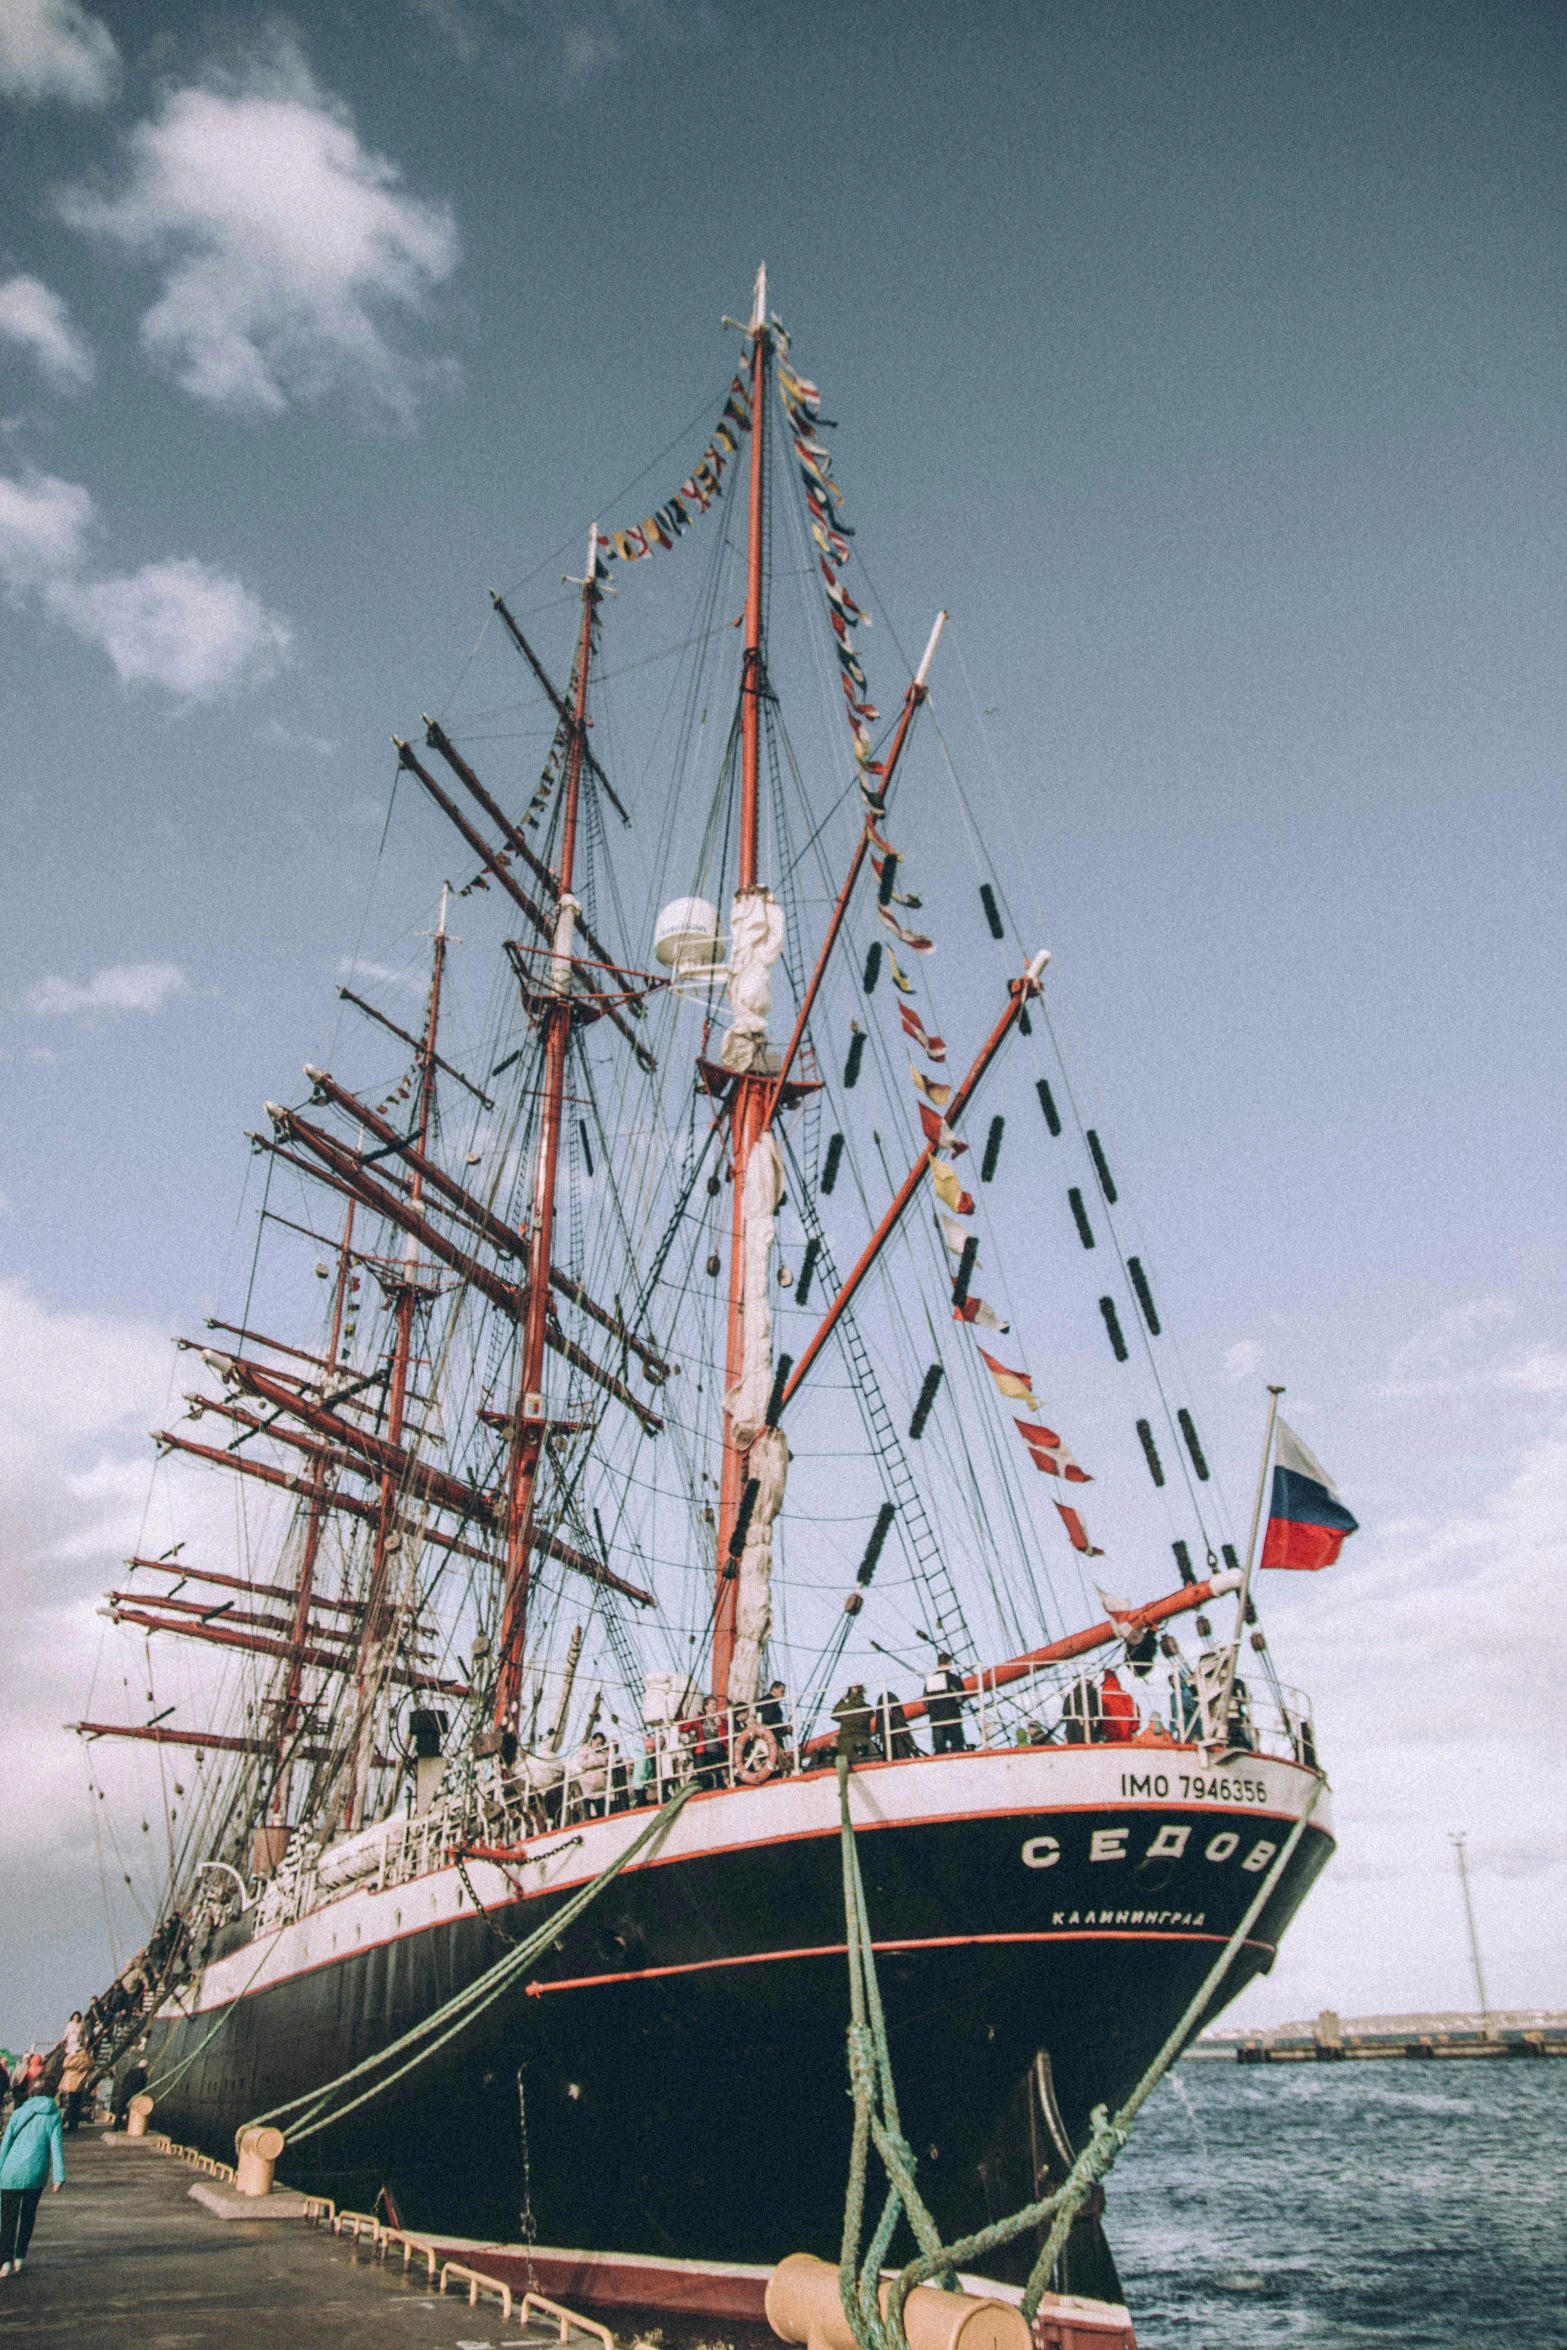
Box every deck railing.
[238,1661,1317,1934]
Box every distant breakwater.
[1188,2007,1567,2064]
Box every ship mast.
[270,1195,355,1822]
[493,530,600,1735]
[713,266,773,1700]
[345,888,449,1827]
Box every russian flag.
[1261,1419,1359,1571]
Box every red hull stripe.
[185,1770,1326,2015]
[524,1925,1274,1996]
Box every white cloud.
[0,1279,300,2035]
[57,39,460,424]
[0,464,92,586]
[338,954,427,997]
[410,0,697,87]
[0,1282,179,1886]
[1380,1296,1516,1397]
[49,557,292,697]
[259,717,335,757]
[1496,1345,1567,1396]
[24,962,187,1017]
[1226,1349,1566,2026]
[560,21,620,77]
[0,464,292,700]
[1223,1339,1261,1383]
[0,0,119,107]
[0,273,95,391]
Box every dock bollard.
[126,2094,155,2139]
[235,2125,286,2197]
[766,2253,1030,2350]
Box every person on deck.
[873,1690,917,1759]
[1059,1676,1102,1743]
[568,1731,611,1819]
[1223,1675,1256,1754]
[0,2076,64,2276]
[1099,1668,1137,1744]
[694,1699,728,1789]
[631,1731,658,1805]
[832,1684,875,1762]
[923,1655,968,1754]
[1170,1660,1203,1742]
[757,1679,792,1768]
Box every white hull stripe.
[186,1747,1330,2017]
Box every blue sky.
[1,0,1563,2049]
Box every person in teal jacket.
[0,2086,65,2275]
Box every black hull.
[142,1753,1332,2269]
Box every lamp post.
[1451,1832,1494,2039]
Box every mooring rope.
[141,1933,282,2102]
[835,1755,1323,2348]
[235,1783,693,2151]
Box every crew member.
[924,1654,968,1754]
[874,1690,917,1759]
[832,1683,875,1761]
[758,1679,792,1769]
[1099,1667,1137,1744]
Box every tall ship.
[79,271,1334,2294]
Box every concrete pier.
[0,2132,567,2348]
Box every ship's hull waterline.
[142,1748,1332,2265]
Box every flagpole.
[1214,1383,1284,1743]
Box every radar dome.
[654,897,722,971]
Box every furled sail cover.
[731,1421,788,1706]
[720,884,785,1074]
[727,1128,785,1448]
[725,1123,788,1706]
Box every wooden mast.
[493,530,600,1734]
[345,890,449,1827]
[713,265,772,1700]
[268,1194,354,1827]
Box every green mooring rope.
[143,1934,282,2103]
[234,1782,694,2152]
[835,1755,1323,2347]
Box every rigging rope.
[235,1780,693,2151]
[833,1754,1323,2348]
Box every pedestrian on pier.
[58,2044,93,2134]
[112,2047,149,2130]
[0,2078,64,2276]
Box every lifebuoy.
[733,1723,779,1785]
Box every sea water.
[1108,2057,1567,2347]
